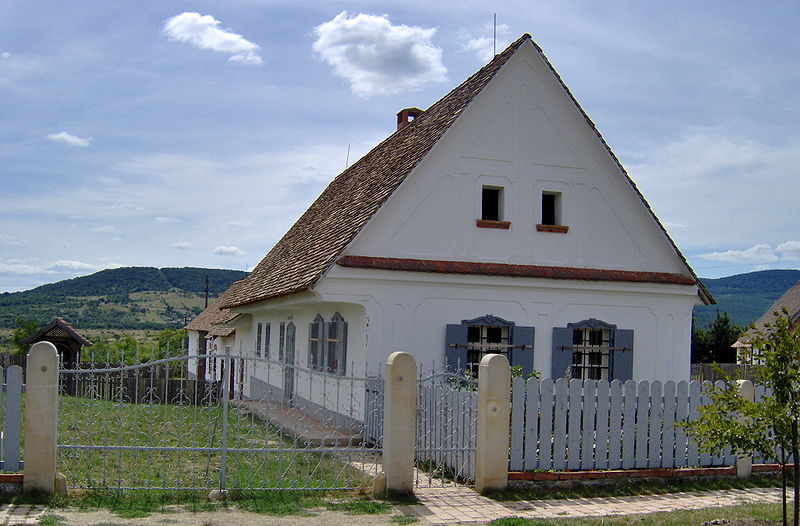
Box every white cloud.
[0,262,47,275]
[458,22,514,63]
[46,131,90,147]
[227,220,253,229]
[171,241,193,249]
[47,260,100,272]
[90,225,114,233]
[155,216,181,223]
[109,202,145,213]
[0,235,21,246]
[312,12,446,97]
[162,12,262,65]
[698,240,800,264]
[776,240,800,259]
[213,245,244,256]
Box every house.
[734,279,800,363]
[21,317,92,369]
[187,34,713,403]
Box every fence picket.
[510,376,525,470]
[688,380,702,466]
[674,380,689,467]
[622,380,637,469]
[635,381,649,468]
[539,378,554,471]
[648,381,663,468]
[567,379,582,470]
[662,381,676,468]
[553,378,567,470]
[595,380,610,470]
[608,380,623,469]
[699,382,714,466]
[4,365,22,472]
[581,380,597,470]
[524,377,540,471]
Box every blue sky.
[1,1,798,292]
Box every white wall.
[347,41,688,276]
[316,267,696,382]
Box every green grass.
[390,515,419,524]
[35,515,66,526]
[485,474,784,501]
[324,498,393,514]
[58,394,369,490]
[489,501,789,525]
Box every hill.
[0,267,247,330]
[694,269,800,329]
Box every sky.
[1,1,798,293]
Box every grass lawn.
[58,394,372,490]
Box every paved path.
[0,486,785,525]
[399,486,784,524]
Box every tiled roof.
[222,34,711,308]
[22,317,92,346]
[185,283,242,331]
[739,280,800,343]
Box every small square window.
[482,186,502,221]
[542,192,561,226]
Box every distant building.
[734,279,800,364]
[21,317,92,369]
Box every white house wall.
[346,42,688,276]
[316,268,696,382]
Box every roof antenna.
[345,144,351,169]
[493,13,497,56]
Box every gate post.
[382,352,416,494]
[736,379,754,478]
[475,353,510,493]
[24,342,59,494]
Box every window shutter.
[610,329,634,381]
[510,325,535,375]
[445,324,468,373]
[551,327,573,378]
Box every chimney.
[396,107,424,130]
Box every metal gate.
[57,350,382,491]
[415,369,477,487]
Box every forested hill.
[694,269,800,329]
[0,267,247,329]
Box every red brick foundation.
[508,464,787,481]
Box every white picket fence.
[510,377,739,471]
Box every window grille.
[571,327,610,380]
[467,324,510,375]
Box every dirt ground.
[50,506,418,526]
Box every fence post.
[23,342,59,494]
[736,379,754,478]
[382,352,416,494]
[475,353,510,493]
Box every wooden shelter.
[21,317,92,369]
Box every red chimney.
[396,107,424,130]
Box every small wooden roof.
[21,317,93,347]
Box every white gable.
[345,42,687,276]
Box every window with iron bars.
[466,324,510,376]
[571,327,610,380]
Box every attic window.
[476,186,511,229]
[482,187,501,221]
[537,191,568,233]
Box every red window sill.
[476,219,511,229]
[536,224,569,234]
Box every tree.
[685,308,799,526]
[692,311,742,363]
[11,318,39,354]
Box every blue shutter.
[445,324,468,373]
[551,327,573,378]
[511,325,535,376]
[610,329,634,381]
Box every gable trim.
[337,255,697,287]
